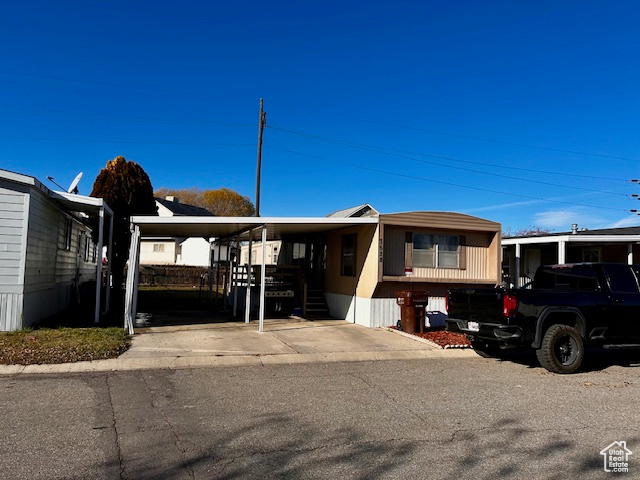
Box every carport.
[124,216,379,334]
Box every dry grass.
[0,328,130,365]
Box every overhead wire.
[266,126,628,196]
[2,69,636,163]
[268,104,640,162]
[0,104,254,127]
[264,144,630,214]
[0,135,254,147]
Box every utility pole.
[255,98,267,217]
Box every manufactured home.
[126,208,500,329]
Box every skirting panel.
[0,293,23,331]
[325,292,448,329]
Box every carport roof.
[130,215,379,239]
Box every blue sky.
[2,0,640,232]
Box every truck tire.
[536,324,584,374]
[471,340,503,358]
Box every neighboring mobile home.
[502,224,640,287]
[0,169,112,330]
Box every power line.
[264,144,630,214]
[0,104,254,127]
[0,135,254,147]
[269,105,640,162]
[4,69,636,163]
[266,127,628,196]
[267,125,627,181]
[0,70,254,102]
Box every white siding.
[0,184,27,291]
[177,237,210,267]
[22,189,98,325]
[22,287,73,328]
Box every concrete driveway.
[0,317,474,375]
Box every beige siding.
[383,225,499,283]
[380,211,500,231]
[382,227,405,276]
[325,225,377,296]
[140,240,177,265]
[413,242,488,280]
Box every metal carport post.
[258,224,267,333]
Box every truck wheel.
[536,325,584,374]
[470,340,503,358]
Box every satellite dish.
[67,172,83,194]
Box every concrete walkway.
[0,318,475,375]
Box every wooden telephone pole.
[255,98,267,217]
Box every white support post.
[558,240,566,265]
[259,224,267,333]
[514,243,521,288]
[244,233,253,323]
[223,240,230,311]
[132,235,141,328]
[94,207,104,324]
[123,225,140,334]
[233,238,239,316]
[628,243,634,265]
[216,240,222,304]
[104,212,113,314]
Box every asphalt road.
[1,351,639,479]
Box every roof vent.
[571,223,578,234]
[166,196,178,202]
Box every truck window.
[604,264,640,293]
[533,265,598,290]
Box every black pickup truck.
[446,263,640,373]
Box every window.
[582,248,601,263]
[341,234,356,276]
[438,235,459,268]
[64,218,72,251]
[84,235,90,261]
[412,233,459,269]
[153,243,165,253]
[413,234,435,267]
[293,243,306,260]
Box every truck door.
[602,264,640,341]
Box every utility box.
[396,291,429,333]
